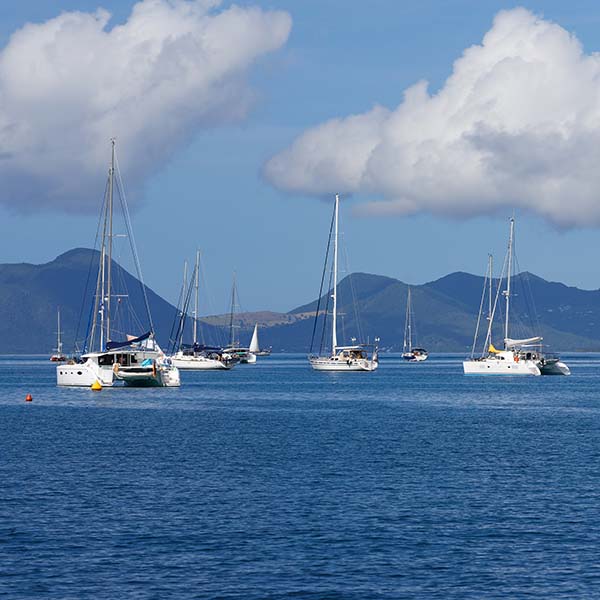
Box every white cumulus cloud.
[264,8,600,228]
[0,0,291,211]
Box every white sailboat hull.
[171,355,233,370]
[402,352,428,362]
[224,347,256,364]
[57,352,181,387]
[116,365,180,387]
[539,359,571,376]
[309,356,378,371]
[243,352,257,364]
[463,357,541,376]
[57,360,116,387]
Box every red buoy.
[25,394,33,402]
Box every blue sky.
[1,1,600,313]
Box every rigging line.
[515,254,541,339]
[197,257,222,347]
[113,150,155,335]
[196,254,207,346]
[77,177,110,354]
[167,272,187,354]
[471,257,490,358]
[309,201,336,354]
[319,262,335,356]
[167,293,184,354]
[411,289,420,349]
[509,250,529,341]
[90,175,112,352]
[484,251,508,355]
[343,243,364,343]
[175,267,197,351]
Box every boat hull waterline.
[57,353,181,387]
[171,355,234,370]
[309,356,378,372]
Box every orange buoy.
[25,394,33,402]
[91,380,102,391]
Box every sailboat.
[56,140,180,387]
[463,218,570,376]
[222,276,256,364]
[171,251,236,370]
[308,194,379,371]
[401,287,428,362]
[248,324,272,357]
[50,307,66,362]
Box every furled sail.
[504,336,543,348]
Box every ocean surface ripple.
[1,354,600,599]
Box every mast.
[97,186,109,352]
[331,194,339,352]
[106,138,115,344]
[182,260,188,347]
[229,274,237,347]
[503,217,514,346]
[56,307,63,354]
[193,250,199,346]
[407,287,412,352]
[488,254,493,322]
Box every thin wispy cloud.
[0,0,291,212]
[265,8,600,228]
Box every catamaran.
[56,140,180,388]
[170,251,237,370]
[308,194,378,371]
[401,287,428,362]
[463,218,570,376]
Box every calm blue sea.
[2,353,600,599]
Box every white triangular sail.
[249,324,260,353]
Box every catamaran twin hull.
[463,355,570,376]
[463,358,541,376]
[57,354,181,387]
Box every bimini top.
[106,331,153,351]
[504,336,543,348]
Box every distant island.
[1,248,600,354]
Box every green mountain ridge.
[1,249,600,353]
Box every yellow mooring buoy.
[91,380,102,391]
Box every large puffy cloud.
[0,0,291,211]
[265,8,600,227]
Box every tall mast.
[177,260,188,350]
[193,250,199,346]
[57,307,63,354]
[182,260,188,310]
[106,138,115,344]
[504,217,514,346]
[408,287,412,351]
[98,186,109,351]
[488,254,493,321]
[229,273,236,347]
[331,194,339,352]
